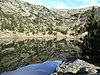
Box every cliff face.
[0,0,100,36]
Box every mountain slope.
[0,0,100,36]
[0,0,66,35]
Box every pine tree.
[80,6,100,61]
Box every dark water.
[0,38,80,74]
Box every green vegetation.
[80,6,100,61]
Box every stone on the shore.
[51,57,100,75]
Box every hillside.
[0,0,100,37]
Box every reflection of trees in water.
[0,38,80,73]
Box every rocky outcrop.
[51,57,100,75]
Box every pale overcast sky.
[21,0,100,9]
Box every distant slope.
[0,0,100,36]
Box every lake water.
[0,37,80,75]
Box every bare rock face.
[51,57,100,75]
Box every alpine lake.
[0,37,81,75]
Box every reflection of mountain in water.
[0,38,80,73]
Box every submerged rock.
[51,57,100,75]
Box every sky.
[21,0,100,9]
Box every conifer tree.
[80,6,100,60]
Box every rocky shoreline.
[51,57,100,75]
[0,30,83,40]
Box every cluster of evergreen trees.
[80,6,100,61]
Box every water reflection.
[0,38,80,73]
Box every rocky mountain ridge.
[0,0,100,37]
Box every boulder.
[51,57,100,75]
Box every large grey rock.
[54,57,100,75]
